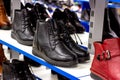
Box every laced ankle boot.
[0,44,7,76]
[53,9,76,34]
[52,9,76,34]
[32,19,78,67]
[52,9,90,63]
[0,0,11,30]
[11,8,34,46]
[90,38,120,80]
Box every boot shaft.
[12,9,34,36]
[34,19,60,48]
[12,10,22,30]
[105,8,120,37]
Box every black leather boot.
[34,3,50,21]
[53,9,90,63]
[64,8,85,33]
[107,8,120,37]
[102,8,118,41]
[32,19,78,67]
[11,8,34,46]
[2,59,36,80]
[52,8,76,34]
[23,3,49,34]
[24,3,37,34]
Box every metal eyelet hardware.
[97,50,111,61]
[104,50,111,60]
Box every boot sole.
[32,47,77,67]
[0,25,11,30]
[78,55,90,63]
[90,71,107,80]
[11,31,33,46]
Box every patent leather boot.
[0,0,11,30]
[32,19,78,67]
[0,44,7,76]
[53,9,90,63]
[90,38,120,80]
[64,8,85,33]
[11,9,34,46]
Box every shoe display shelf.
[89,0,120,54]
[45,1,90,33]
[0,30,93,80]
[74,0,120,31]
[74,0,120,53]
[109,0,120,3]
[74,0,120,8]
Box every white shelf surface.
[0,30,93,80]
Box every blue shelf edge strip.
[74,0,120,3]
[74,0,120,8]
[109,0,120,3]
[0,39,79,80]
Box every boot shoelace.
[48,20,60,50]
[22,10,32,33]
[60,21,83,45]
[73,33,83,45]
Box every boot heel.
[90,73,102,80]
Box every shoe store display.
[2,0,120,80]
[90,38,120,80]
[0,0,11,30]
[32,19,78,67]
[2,59,36,80]
[53,8,90,63]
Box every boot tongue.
[103,38,120,57]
